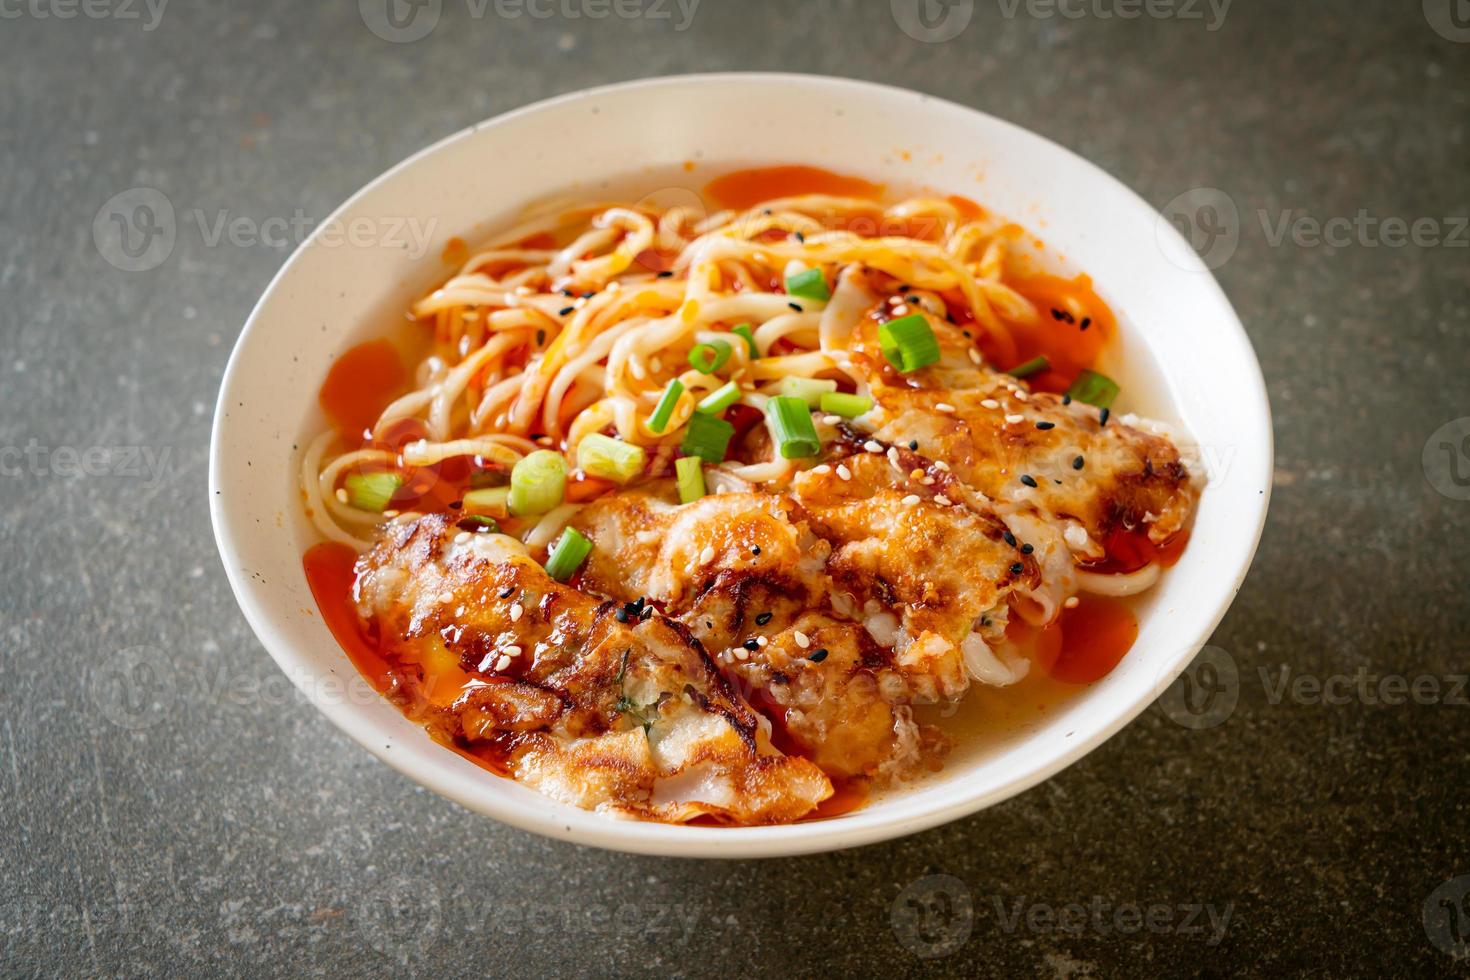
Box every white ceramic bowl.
[210,73,1271,858]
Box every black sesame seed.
[743,639,760,652]
[788,302,803,312]
[1036,421,1056,430]
[1072,455,1085,470]
[794,231,805,243]
[1009,562,1025,576]
[1099,407,1111,426]
[1020,543,1034,555]
[561,288,575,297]
[1080,317,1092,331]
[656,270,674,278]
[908,440,919,451]
[807,648,829,663]
[1051,308,1065,320]
[751,545,761,555]
[755,612,773,626]
[581,291,595,299]
[558,306,575,316]
[1062,394,1072,406]
[1020,474,1039,488]
[614,608,630,623]
[1003,529,1016,547]
[498,587,515,599]
[449,500,463,510]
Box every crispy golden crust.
[855,322,1199,546]
[355,513,831,824]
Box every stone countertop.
[2,0,1467,975]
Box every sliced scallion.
[648,379,685,434]
[1008,355,1049,379]
[767,395,821,459]
[730,323,759,359]
[576,434,646,484]
[1065,369,1120,409]
[777,376,838,407]
[687,340,732,375]
[878,314,942,373]
[675,455,705,503]
[784,267,831,303]
[343,472,401,513]
[818,392,873,418]
[544,527,593,582]
[695,380,741,415]
[680,413,735,463]
[462,486,510,518]
[508,449,567,517]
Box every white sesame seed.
[436,591,454,604]
[933,460,950,471]
[651,356,663,373]
[514,285,533,296]
[735,647,749,661]
[1014,390,1029,402]
[509,602,524,622]
[813,464,832,474]
[700,545,716,564]
[935,494,953,506]
[573,296,588,309]
[892,304,910,316]
[864,440,884,453]
[606,281,621,293]
[980,398,1000,410]
[452,531,469,545]
[756,636,768,647]
[823,415,842,425]
[478,654,497,672]
[920,476,936,486]
[935,402,956,413]
[794,630,810,648]
[968,349,982,365]
[335,488,349,503]
[383,509,400,518]
[836,464,852,481]
[887,448,904,470]
[1005,413,1026,425]
[494,655,511,672]
[1064,596,1080,609]
[901,494,921,506]
[505,645,522,657]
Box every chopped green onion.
[687,340,732,375]
[777,376,838,407]
[680,413,735,463]
[648,379,685,434]
[819,392,873,418]
[343,472,401,513]
[576,434,646,484]
[1008,355,1050,379]
[695,380,742,415]
[456,515,500,533]
[675,455,706,503]
[767,395,821,459]
[508,449,567,517]
[1065,369,1120,409]
[462,486,510,518]
[785,267,831,303]
[730,323,759,359]
[879,314,942,373]
[544,527,593,582]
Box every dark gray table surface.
[3,0,1468,975]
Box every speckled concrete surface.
[2,0,1468,975]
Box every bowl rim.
[210,71,1273,858]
